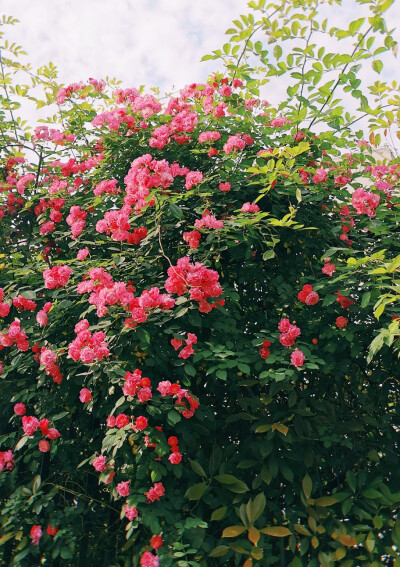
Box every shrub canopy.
[0,1,400,566]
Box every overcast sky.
[1,0,399,122]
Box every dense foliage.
[1,1,400,565]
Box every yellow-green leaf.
[222,525,247,538]
[209,545,229,557]
[302,474,312,500]
[260,526,291,537]
[314,496,337,507]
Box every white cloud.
[0,0,399,141]
[0,0,246,90]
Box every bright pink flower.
[43,265,72,289]
[14,403,26,416]
[145,482,165,502]
[30,525,43,546]
[79,388,92,403]
[168,452,182,464]
[351,187,380,217]
[138,387,152,403]
[291,350,305,368]
[115,414,130,428]
[305,291,319,305]
[140,551,159,567]
[124,504,138,520]
[185,171,203,190]
[92,455,107,471]
[194,214,223,229]
[36,310,48,326]
[107,415,116,427]
[219,182,231,192]
[322,262,336,277]
[178,345,194,359]
[39,440,50,452]
[241,202,260,213]
[116,481,130,497]
[77,248,90,261]
[22,415,40,436]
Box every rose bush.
[0,1,400,565]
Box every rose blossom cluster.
[241,202,260,213]
[33,126,75,145]
[56,79,105,104]
[183,229,201,249]
[12,295,37,311]
[149,109,199,148]
[77,267,134,317]
[43,265,73,289]
[157,380,200,419]
[122,368,153,402]
[322,259,336,277]
[145,481,165,503]
[125,286,175,327]
[194,214,224,230]
[351,187,380,217]
[36,302,52,327]
[335,291,354,310]
[0,320,29,351]
[167,435,182,465]
[140,551,159,567]
[124,154,188,214]
[278,318,301,348]
[39,347,63,383]
[94,179,120,197]
[0,450,14,471]
[106,413,148,431]
[223,133,253,154]
[66,205,87,238]
[0,288,10,317]
[164,256,224,313]
[21,415,60,452]
[171,333,198,359]
[259,339,271,360]
[34,196,66,235]
[297,284,319,305]
[68,319,110,364]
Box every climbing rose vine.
[1,1,400,565]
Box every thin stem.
[309,26,373,128]
[0,49,20,143]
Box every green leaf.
[209,545,229,557]
[185,482,207,500]
[167,410,181,426]
[302,474,312,500]
[263,249,275,261]
[189,460,207,477]
[372,60,383,74]
[222,525,246,538]
[250,493,266,522]
[260,526,291,537]
[214,474,241,484]
[169,203,184,219]
[211,506,228,521]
